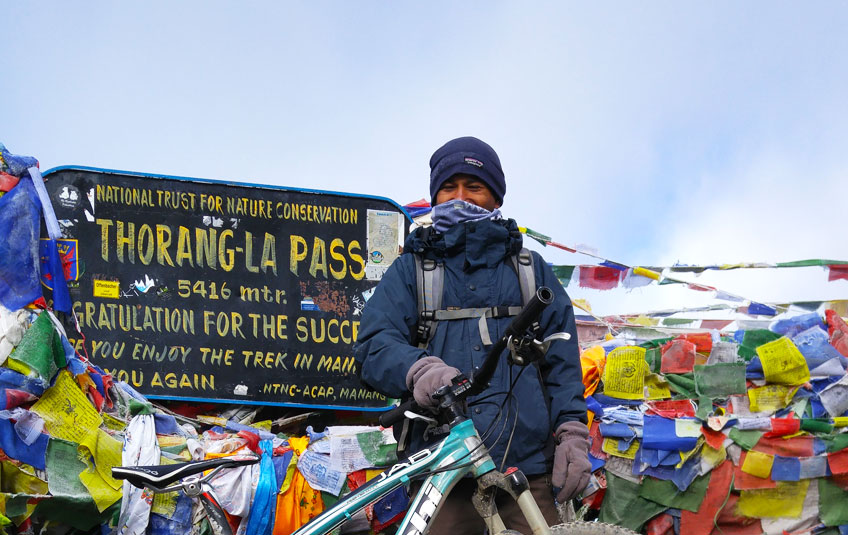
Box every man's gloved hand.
[405,356,461,409]
[551,421,592,503]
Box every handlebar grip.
[505,286,554,337]
[378,399,419,428]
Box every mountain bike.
[114,287,634,535]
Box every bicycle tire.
[550,521,639,535]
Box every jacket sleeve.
[534,254,588,428]
[353,254,429,399]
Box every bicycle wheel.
[550,521,639,535]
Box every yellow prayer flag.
[737,480,810,519]
[79,468,122,512]
[365,469,384,481]
[834,417,848,428]
[644,373,672,400]
[677,439,705,468]
[701,444,726,469]
[151,457,179,518]
[279,451,299,494]
[748,384,796,413]
[253,420,273,431]
[602,437,640,459]
[825,300,848,318]
[32,370,103,443]
[1,460,48,495]
[741,450,774,479]
[628,315,659,327]
[78,429,124,512]
[572,298,592,313]
[602,346,647,400]
[756,337,810,385]
[102,412,127,432]
[197,415,228,427]
[633,267,661,280]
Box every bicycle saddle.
[112,454,259,489]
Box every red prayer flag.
[681,461,733,535]
[828,448,848,475]
[702,426,726,450]
[687,283,715,292]
[754,435,814,457]
[589,420,605,458]
[700,319,733,330]
[828,265,848,282]
[660,339,697,373]
[547,241,577,253]
[764,417,800,438]
[711,493,763,535]
[676,332,713,354]
[645,513,675,535]
[578,266,623,290]
[826,309,848,357]
[645,399,697,418]
[0,171,20,192]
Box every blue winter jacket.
[353,218,586,475]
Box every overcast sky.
[3,2,847,315]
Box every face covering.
[431,200,502,234]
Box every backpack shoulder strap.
[510,248,536,306]
[414,254,443,349]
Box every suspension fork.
[472,469,552,535]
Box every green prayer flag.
[728,428,763,451]
[694,362,747,397]
[800,418,834,434]
[696,396,713,420]
[818,478,848,526]
[33,438,105,530]
[644,347,662,374]
[598,473,666,532]
[7,312,66,381]
[129,398,155,416]
[639,471,712,512]
[551,265,576,287]
[739,329,781,361]
[639,337,673,349]
[664,373,696,399]
[820,433,848,453]
[357,430,397,467]
[523,227,551,243]
[662,318,698,326]
[3,495,29,522]
[776,259,848,268]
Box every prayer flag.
[828,265,848,282]
[578,266,623,290]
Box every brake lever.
[403,410,438,425]
[508,331,571,366]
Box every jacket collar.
[405,218,523,271]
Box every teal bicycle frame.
[293,418,550,535]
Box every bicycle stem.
[466,286,553,397]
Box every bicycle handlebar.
[379,399,418,428]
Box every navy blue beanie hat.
[429,136,505,205]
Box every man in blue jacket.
[354,136,589,534]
